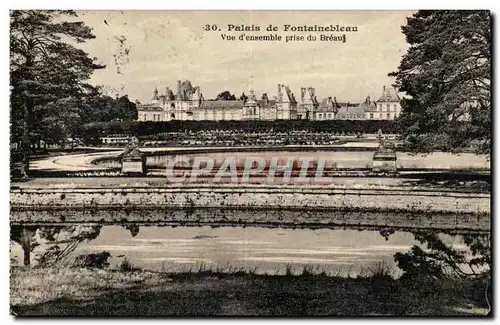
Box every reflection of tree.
[10,225,102,267]
[395,232,490,280]
[123,224,140,237]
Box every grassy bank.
[10,266,490,316]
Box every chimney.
[301,87,306,101]
[177,80,182,99]
[383,85,386,94]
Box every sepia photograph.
[9,9,491,317]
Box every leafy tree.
[84,94,138,123]
[390,10,491,154]
[240,92,248,103]
[395,232,490,280]
[10,10,105,178]
[215,90,236,101]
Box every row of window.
[139,112,401,121]
[316,113,335,119]
[377,104,400,112]
[369,113,399,119]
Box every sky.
[74,10,415,103]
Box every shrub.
[73,251,111,269]
[118,257,134,272]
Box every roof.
[284,86,297,103]
[137,104,162,111]
[257,99,277,107]
[318,97,340,112]
[200,100,243,110]
[336,104,366,117]
[377,86,400,102]
[160,88,175,101]
[360,96,377,112]
[363,101,377,112]
[177,80,196,101]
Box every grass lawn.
[10,266,490,317]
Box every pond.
[95,150,490,171]
[10,225,490,279]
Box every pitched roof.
[336,104,366,117]
[377,86,400,102]
[359,96,377,112]
[284,86,297,103]
[363,102,377,112]
[165,88,175,100]
[318,97,339,112]
[257,99,277,107]
[200,100,243,110]
[137,104,162,111]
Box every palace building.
[365,86,402,120]
[137,81,297,121]
[137,82,401,122]
[314,86,401,121]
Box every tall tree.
[215,91,236,101]
[390,10,491,153]
[10,10,105,178]
[83,94,138,123]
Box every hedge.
[78,120,399,138]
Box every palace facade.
[137,81,402,122]
[137,81,297,122]
[314,86,402,121]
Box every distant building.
[315,97,339,120]
[315,96,374,120]
[335,101,368,120]
[137,81,401,122]
[137,81,297,121]
[297,87,319,120]
[451,100,477,122]
[276,84,298,120]
[366,86,402,120]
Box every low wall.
[11,185,490,215]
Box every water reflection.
[10,225,490,279]
[95,151,490,170]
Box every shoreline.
[10,266,490,316]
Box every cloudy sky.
[75,10,415,103]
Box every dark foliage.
[73,251,111,269]
[10,10,105,177]
[215,91,236,101]
[83,94,138,123]
[78,119,398,138]
[395,232,490,280]
[391,10,491,154]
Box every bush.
[118,257,135,272]
[73,251,111,269]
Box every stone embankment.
[11,184,490,231]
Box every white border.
[1,1,498,324]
